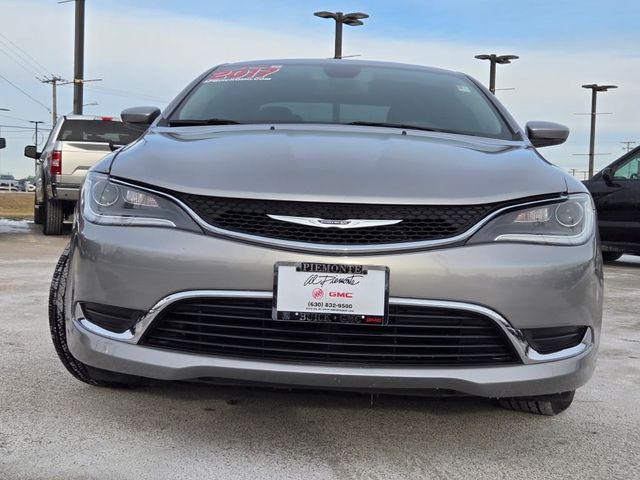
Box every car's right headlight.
[468,193,595,246]
[81,172,201,232]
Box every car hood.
[110,125,566,205]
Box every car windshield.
[169,62,513,140]
[56,119,140,145]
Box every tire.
[33,192,43,225]
[49,244,141,388]
[602,251,623,262]
[498,390,575,416]
[43,190,64,235]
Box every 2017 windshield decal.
[204,65,283,83]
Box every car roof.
[218,58,463,77]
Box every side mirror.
[525,121,570,148]
[0,137,5,149]
[121,106,161,128]
[602,167,614,184]
[24,145,40,159]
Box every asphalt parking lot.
[1,221,639,480]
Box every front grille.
[140,297,520,366]
[179,194,502,245]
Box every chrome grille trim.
[109,178,565,255]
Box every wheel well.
[62,201,77,216]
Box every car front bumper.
[68,313,596,397]
[66,221,603,397]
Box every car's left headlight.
[468,193,595,246]
[81,172,201,232]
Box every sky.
[0,0,639,179]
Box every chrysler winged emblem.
[267,214,402,229]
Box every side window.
[614,155,640,180]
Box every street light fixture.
[474,54,519,94]
[67,102,98,115]
[582,84,617,178]
[314,11,369,59]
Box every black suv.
[584,145,640,261]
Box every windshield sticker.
[456,85,471,93]
[204,65,283,83]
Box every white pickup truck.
[24,115,142,234]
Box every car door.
[589,151,640,246]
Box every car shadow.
[72,377,561,474]
[126,379,499,416]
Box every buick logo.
[267,214,402,229]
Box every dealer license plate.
[273,262,389,325]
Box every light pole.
[314,11,369,59]
[582,84,617,178]
[474,54,519,94]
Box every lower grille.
[140,297,519,366]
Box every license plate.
[273,262,389,325]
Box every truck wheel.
[49,244,141,388]
[498,391,575,416]
[33,193,44,224]
[602,251,623,262]
[43,191,64,235]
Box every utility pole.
[41,76,64,124]
[621,141,637,153]
[581,84,617,178]
[73,0,85,115]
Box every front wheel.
[498,391,575,416]
[602,251,623,262]
[49,244,141,388]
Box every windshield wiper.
[167,118,242,126]
[345,121,451,134]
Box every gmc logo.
[329,292,353,298]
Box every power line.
[0,31,52,77]
[621,141,638,153]
[0,112,33,123]
[0,73,52,113]
[0,42,44,80]
[83,84,169,103]
[1,124,51,130]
